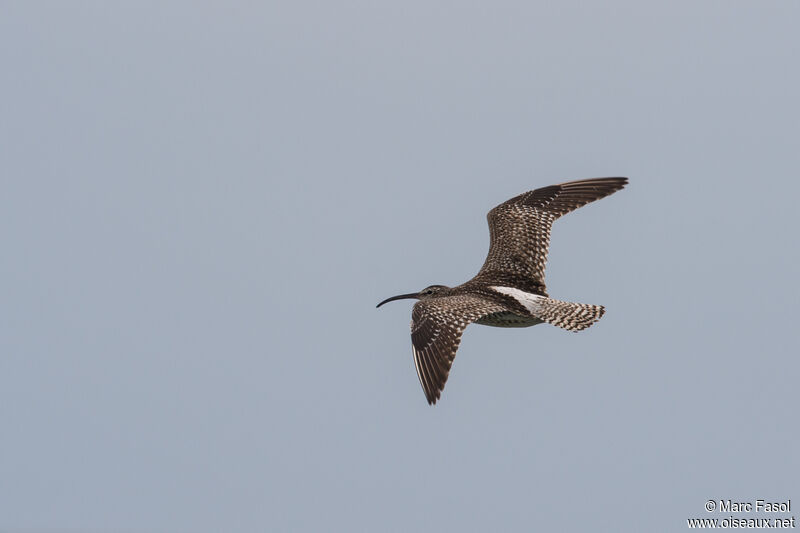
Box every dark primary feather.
[471,177,627,295]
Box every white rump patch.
[490,286,543,314]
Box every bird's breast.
[475,312,543,328]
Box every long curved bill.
[376,292,418,308]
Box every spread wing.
[410,294,509,405]
[471,177,628,295]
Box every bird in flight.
[377,177,628,405]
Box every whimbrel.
[377,177,628,405]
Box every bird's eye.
[426,289,433,294]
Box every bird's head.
[376,285,451,308]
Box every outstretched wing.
[471,177,627,295]
[410,294,509,405]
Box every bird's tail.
[535,298,605,332]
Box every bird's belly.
[476,312,543,328]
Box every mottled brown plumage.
[377,177,628,405]
[472,177,628,295]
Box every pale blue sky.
[1,2,798,531]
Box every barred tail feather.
[536,298,605,332]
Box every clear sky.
[1,2,798,532]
